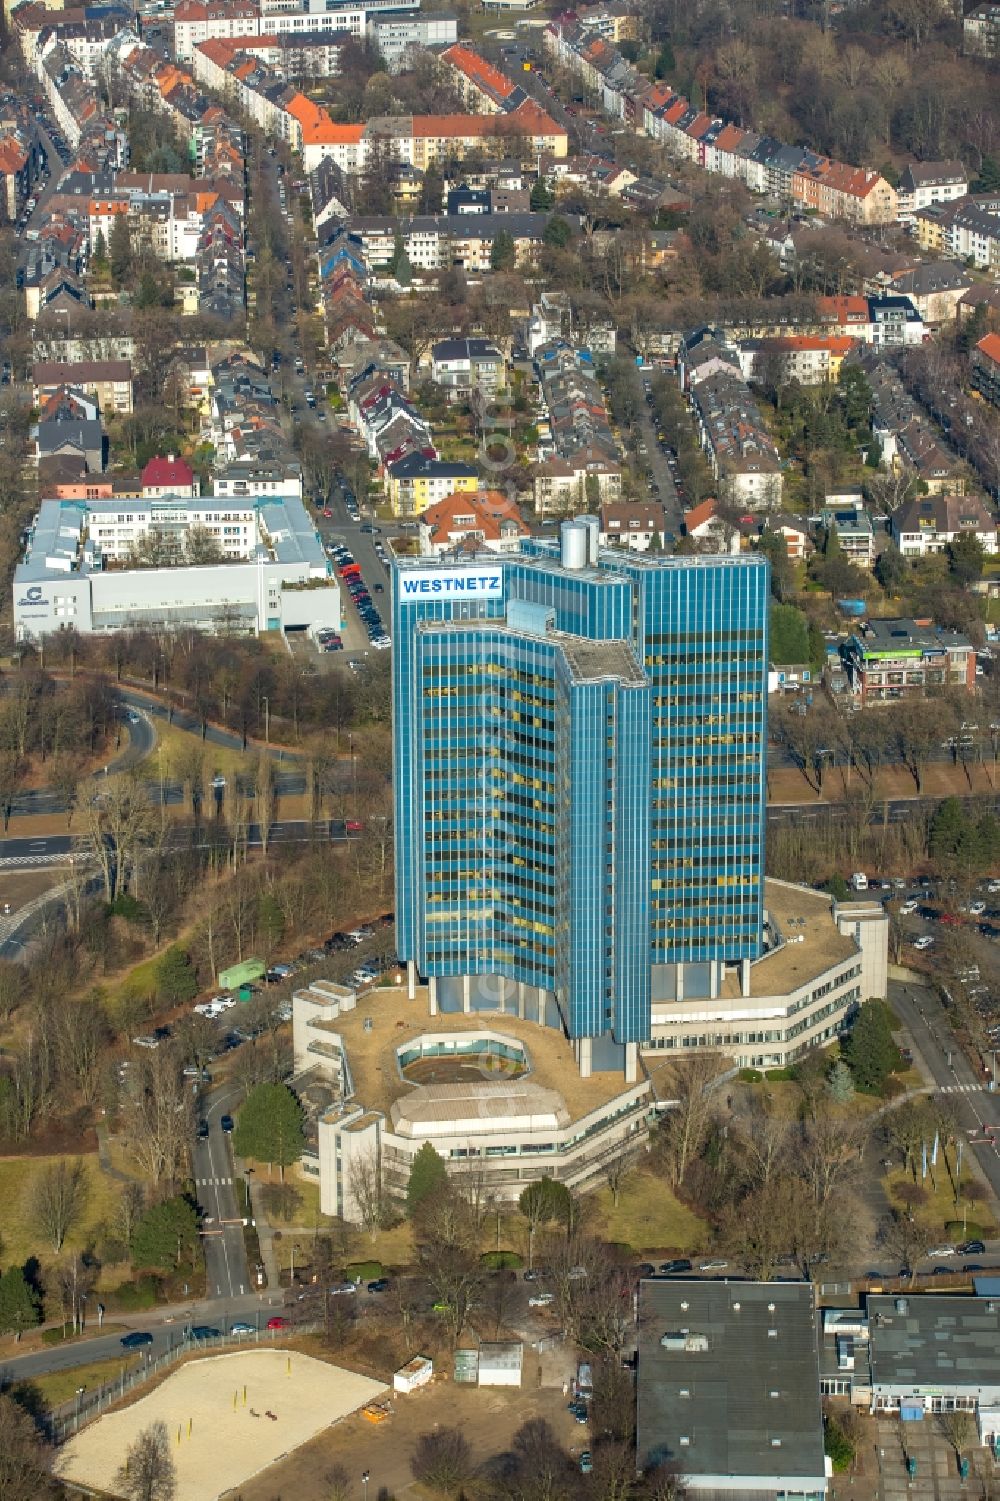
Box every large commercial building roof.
[636,1280,826,1490]
[867,1294,1000,1392]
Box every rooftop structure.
[636,1279,827,1497]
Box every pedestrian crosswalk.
[196,1176,233,1186]
[937,1084,981,1094]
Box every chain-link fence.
[49,1322,323,1445]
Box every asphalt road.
[194,1087,253,1302]
[635,376,683,535]
[891,978,1000,1202]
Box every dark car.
[367,1278,390,1293]
[197,1120,209,1140]
[189,1325,221,1340]
[659,1258,693,1275]
[121,1331,154,1349]
[959,1239,986,1255]
[220,1114,234,1133]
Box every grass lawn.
[275,1174,415,1271]
[0,1154,121,1269]
[18,1352,143,1411]
[137,720,281,784]
[594,1170,707,1255]
[884,1161,997,1239]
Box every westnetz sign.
[399,568,504,600]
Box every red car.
[266,1316,289,1330]
[323,508,332,518]
[345,820,363,833]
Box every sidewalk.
[245,1170,281,1292]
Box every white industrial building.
[14,494,340,639]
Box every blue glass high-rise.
[392,529,769,1077]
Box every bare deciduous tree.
[115,1422,176,1501]
[655,1056,724,1188]
[348,1150,388,1242]
[28,1157,89,1253]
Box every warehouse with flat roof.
[636,1279,827,1498]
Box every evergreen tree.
[841,1000,896,1094]
[155,945,198,1005]
[231,1083,304,1180]
[131,1195,201,1272]
[827,1060,855,1104]
[489,231,517,271]
[0,1265,41,1336]
[530,178,554,211]
[928,796,968,866]
[406,1141,447,1216]
[543,215,571,249]
[109,212,134,285]
[947,531,984,586]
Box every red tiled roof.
[441,44,515,102]
[142,455,195,487]
[977,332,1000,366]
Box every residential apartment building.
[371,12,458,70]
[430,337,504,401]
[821,496,875,570]
[890,493,998,557]
[439,43,518,112]
[738,335,854,387]
[33,359,133,414]
[895,160,968,222]
[680,332,783,510]
[912,196,1000,272]
[843,618,977,702]
[964,2,1000,56]
[392,538,770,1080]
[599,500,666,552]
[972,332,1000,409]
[386,455,478,517]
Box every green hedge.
[344,1260,383,1281]
[765,1067,796,1082]
[481,1250,524,1270]
[110,1276,161,1311]
[739,1068,763,1082]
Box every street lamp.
[361,1470,370,1501]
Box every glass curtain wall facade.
[392,547,769,1071]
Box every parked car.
[220,1114,234,1133]
[266,1316,289,1329]
[121,1331,154,1348]
[188,1325,221,1340]
[367,1278,390,1293]
[912,935,935,951]
[659,1258,692,1275]
[698,1259,728,1272]
[528,1292,554,1307]
[230,1321,255,1336]
[329,1281,357,1295]
[959,1240,986,1255]
[926,1245,956,1258]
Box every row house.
[864,358,965,496]
[0,128,37,222]
[345,211,555,271]
[295,100,567,174]
[964,2,1000,56]
[533,336,622,513]
[174,0,262,62]
[549,13,897,225]
[912,196,1000,272]
[599,499,666,552]
[33,358,133,414]
[738,334,855,387]
[691,380,783,509]
[439,43,519,113]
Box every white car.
[528,1292,554,1307]
[987,881,1000,894]
[899,900,919,915]
[926,1245,955,1258]
[698,1259,729,1272]
[211,774,226,789]
[969,901,986,916]
[912,935,935,951]
[193,1002,220,1017]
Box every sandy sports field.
[56,1349,387,1501]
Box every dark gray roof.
[868,1294,1000,1392]
[636,1280,825,1484]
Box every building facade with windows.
[392,532,771,1080]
